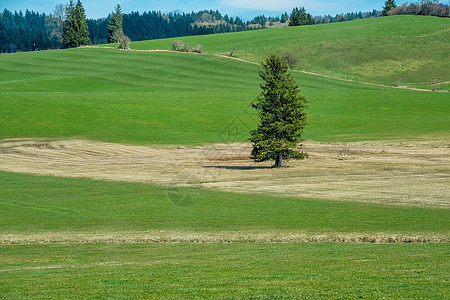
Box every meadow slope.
[1,15,449,299]
[0,48,448,144]
[128,15,450,90]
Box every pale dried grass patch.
[0,138,449,208]
[1,231,448,245]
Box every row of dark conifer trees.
[0,4,379,53]
[62,0,90,48]
[4,1,446,53]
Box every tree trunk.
[276,152,283,168]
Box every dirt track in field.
[0,138,449,208]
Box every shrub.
[111,30,124,44]
[282,51,298,69]
[192,45,203,53]
[172,40,190,52]
[229,48,238,57]
[118,35,130,50]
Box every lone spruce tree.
[250,54,308,168]
[382,0,397,16]
[63,0,91,48]
[289,7,315,26]
[108,4,124,43]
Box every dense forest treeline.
[388,1,449,16]
[0,1,448,53]
[0,8,379,53]
[88,10,251,45]
[0,9,59,53]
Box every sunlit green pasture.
[0,171,449,299]
[128,15,450,89]
[1,172,448,236]
[1,242,448,299]
[1,47,448,144]
[1,15,449,299]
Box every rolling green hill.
[1,15,449,299]
[129,15,450,90]
[0,47,448,144]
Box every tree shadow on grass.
[204,165,272,170]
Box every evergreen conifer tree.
[382,0,397,16]
[63,0,91,48]
[108,4,123,43]
[289,7,315,26]
[63,1,76,48]
[74,0,91,46]
[250,54,308,168]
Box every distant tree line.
[383,0,398,16]
[0,1,92,53]
[0,9,56,53]
[4,1,447,54]
[388,1,449,17]
[63,0,91,48]
[0,6,292,53]
[90,10,274,44]
[314,10,382,24]
[0,6,379,53]
[289,7,315,26]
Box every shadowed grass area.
[0,48,448,144]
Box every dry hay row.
[1,232,448,245]
[0,261,135,273]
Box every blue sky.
[1,0,411,20]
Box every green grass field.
[0,172,449,298]
[1,172,448,236]
[1,15,449,299]
[1,48,448,144]
[1,243,448,299]
[128,15,450,89]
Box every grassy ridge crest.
[128,15,450,89]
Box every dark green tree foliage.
[388,1,448,17]
[382,0,397,16]
[74,0,91,46]
[87,18,108,44]
[63,1,76,47]
[250,54,308,168]
[1,6,396,53]
[250,15,268,27]
[0,9,58,53]
[45,4,64,47]
[289,7,315,26]
[108,4,123,43]
[63,0,91,48]
[314,10,381,24]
